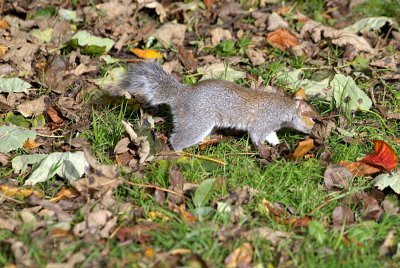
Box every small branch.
[182,152,226,165]
[122,179,186,198]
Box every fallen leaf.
[197,63,246,82]
[0,45,9,57]
[362,196,383,221]
[209,28,232,46]
[224,242,253,267]
[47,106,64,124]
[0,185,43,198]
[339,161,381,177]
[17,95,49,118]
[0,217,20,231]
[331,74,372,112]
[267,28,299,51]
[243,227,290,246]
[50,187,80,202]
[139,0,167,22]
[70,30,115,55]
[168,165,184,205]
[23,139,41,150]
[245,48,266,66]
[73,150,120,196]
[332,205,354,227]
[193,178,216,208]
[0,125,37,153]
[153,23,186,48]
[16,152,89,186]
[130,48,162,59]
[379,230,396,256]
[291,138,314,159]
[116,223,160,243]
[0,77,32,94]
[374,171,400,194]
[324,164,353,190]
[345,17,396,34]
[267,12,289,31]
[0,18,10,30]
[360,140,398,173]
[177,204,197,224]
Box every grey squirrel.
[111,60,320,151]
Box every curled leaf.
[130,48,162,59]
[360,140,398,173]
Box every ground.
[0,0,400,267]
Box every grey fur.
[115,60,317,151]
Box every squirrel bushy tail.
[116,60,183,105]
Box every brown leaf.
[0,19,10,30]
[73,150,120,197]
[50,187,80,202]
[267,28,299,51]
[177,45,198,71]
[168,165,184,205]
[47,106,63,124]
[332,205,354,227]
[0,45,8,58]
[116,223,159,243]
[291,138,314,159]
[154,188,166,205]
[362,196,384,221]
[0,217,20,231]
[324,164,353,190]
[209,28,232,46]
[339,161,381,177]
[17,95,48,118]
[244,227,290,246]
[379,230,396,256]
[177,204,197,224]
[267,12,289,31]
[224,242,253,267]
[311,120,336,143]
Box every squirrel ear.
[293,88,307,100]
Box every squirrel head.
[288,90,322,134]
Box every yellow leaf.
[23,139,41,150]
[130,48,162,59]
[0,185,44,199]
[291,138,314,159]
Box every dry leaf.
[210,28,232,46]
[245,48,266,66]
[50,187,79,202]
[332,205,354,227]
[339,161,381,177]
[130,48,162,59]
[17,95,48,118]
[0,185,44,199]
[224,242,253,267]
[23,139,41,150]
[291,138,314,159]
[47,106,63,124]
[244,227,290,246]
[379,230,396,256]
[0,45,8,58]
[267,28,299,51]
[267,12,289,31]
[153,23,186,48]
[362,196,383,221]
[0,19,10,30]
[0,217,20,231]
[324,164,353,190]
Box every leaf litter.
[0,0,399,267]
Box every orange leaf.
[339,161,381,177]
[292,138,314,159]
[23,139,41,150]
[177,204,197,224]
[360,140,398,173]
[50,187,79,202]
[0,19,10,30]
[276,5,291,15]
[0,45,8,58]
[267,28,299,51]
[204,0,214,11]
[47,106,63,124]
[130,48,162,59]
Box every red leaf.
[360,140,398,173]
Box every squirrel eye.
[311,117,318,122]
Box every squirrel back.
[113,60,320,151]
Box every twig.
[0,193,24,204]
[36,133,64,138]
[122,179,186,198]
[182,152,226,165]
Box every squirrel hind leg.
[169,123,214,151]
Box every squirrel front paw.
[265,132,280,146]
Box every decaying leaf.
[17,95,48,118]
[324,164,353,190]
[0,125,37,153]
[153,23,186,48]
[73,150,120,196]
[360,140,398,173]
[17,151,89,186]
[198,63,246,82]
[210,28,232,46]
[332,205,354,227]
[291,138,314,159]
[244,227,290,246]
[339,161,381,177]
[374,171,400,194]
[379,230,396,256]
[0,77,32,94]
[70,30,115,55]
[345,17,396,34]
[362,196,383,221]
[331,74,372,112]
[121,120,152,164]
[267,12,289,31]
[224,243,253,267]
[0,184,44,199]
[267,28,299,51]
